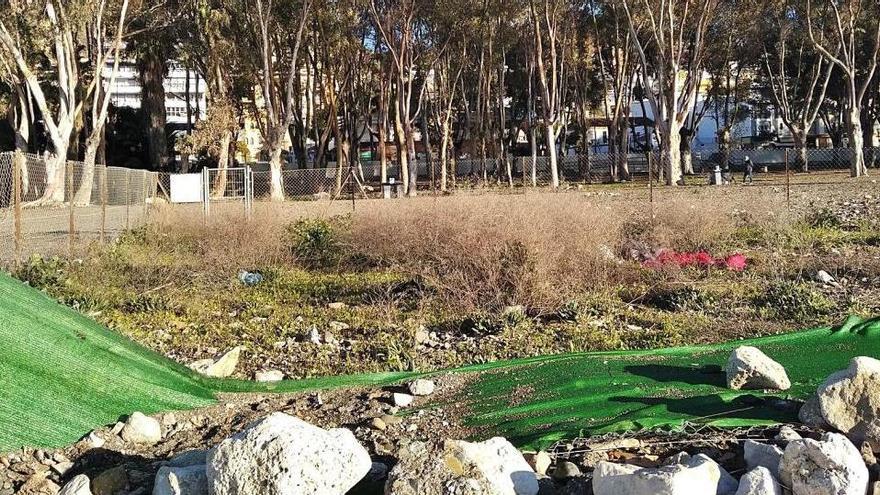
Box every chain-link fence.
[1,147,874,262]
[0,151,159,263]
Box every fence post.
[13,152,22,266]
[67,161,75,258]
[100,165,107,243]
[125,168,131,230]
[142,170,148,224]
[785,149,791,210]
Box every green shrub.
[13,255,68,290]
[642,286,718,313]
[283,218,343,268]
[753,280,834,321]
[804,206,842,229]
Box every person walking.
[743,156,754,184]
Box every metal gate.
[202,167,253,218]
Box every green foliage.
[804,206,843,229]
[13,256,68,290]
[753,280,835,321]
[642,286,718,313]
[283,218,344,268]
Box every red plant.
[643,249,747,271]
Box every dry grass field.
[11,181,880,379]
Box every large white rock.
[726,346,791,391]
[735,467,781,495]
[817,356,880,450]
[153,465,207,495]
[592,454,726,495]
[385,438,539,495]
[206,412,370,495]
[408,379,436,396]
[779,432,868,495]
[121,412,162,444]
[743,441,783,479]
[59,475,93,495]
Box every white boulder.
[408,379,436,396]
[254,370,284,382]
[59,475,93,495]
[121,412,162,444]
[385,438,538,495]
[817,356,880,450]
[592,454,727,495]
[779,432,868,495]
[726,346,791,391]
[735,467,781,495]
[153,465,207,495]
[206,412,371,495]
[743,441,783,479]
[189,347,244,378]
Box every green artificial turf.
[2,271,878,452]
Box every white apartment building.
[104,60,208,125]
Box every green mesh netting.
[2,271,878,452]
[0,272,410,451]
[455,315,880,449]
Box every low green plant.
[753,280,835,321]
[283,217,344,268]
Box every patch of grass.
[753,280,835,322]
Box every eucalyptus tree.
[621,0,718,185]
[238,0,312,200]
[806,0,880,177]
[760,0,833,171]
[589,0,637,180]
[0,0,132,203]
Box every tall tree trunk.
[848,108,867,177]
[139,52,168,170]
[394,91,409,192]
[662,125,683,186]
[268,143,285,201]
[546,125,559,188]
[212,131,232,197]
[406,124,417,197]
[794,130,809,172]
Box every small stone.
[380,415,403,426]
[189,347,244,378]
[121,412,162,445]
[524,451,552,476]
[817,270,836,284]
[552,461,581,480]
[91,466,127,495]
[370,417,387,431]
[408,379,435,396]
[110,423,124,436]
[308,327,321,344]
[254,370,284,382]
[52,462,74,476]
[59,475,93,495]
[328,321,349,332]
[392,393,414,408]
[327,302,347,310]
[414,327,430,345]
[774,426,802,443]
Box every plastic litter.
[238,270,264,286]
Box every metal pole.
[13,152,22,266]
[67,161,75,258]
[100,165,107,243]
[142,170,148,224]
[785,149,791,210]
[125,168,131,230]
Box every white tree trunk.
[849,108,867,177]
[73,140,98,206]
[546,126,559,188]
[662,128,683,186]
[269,147,284,201]
[439,127,449,192]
